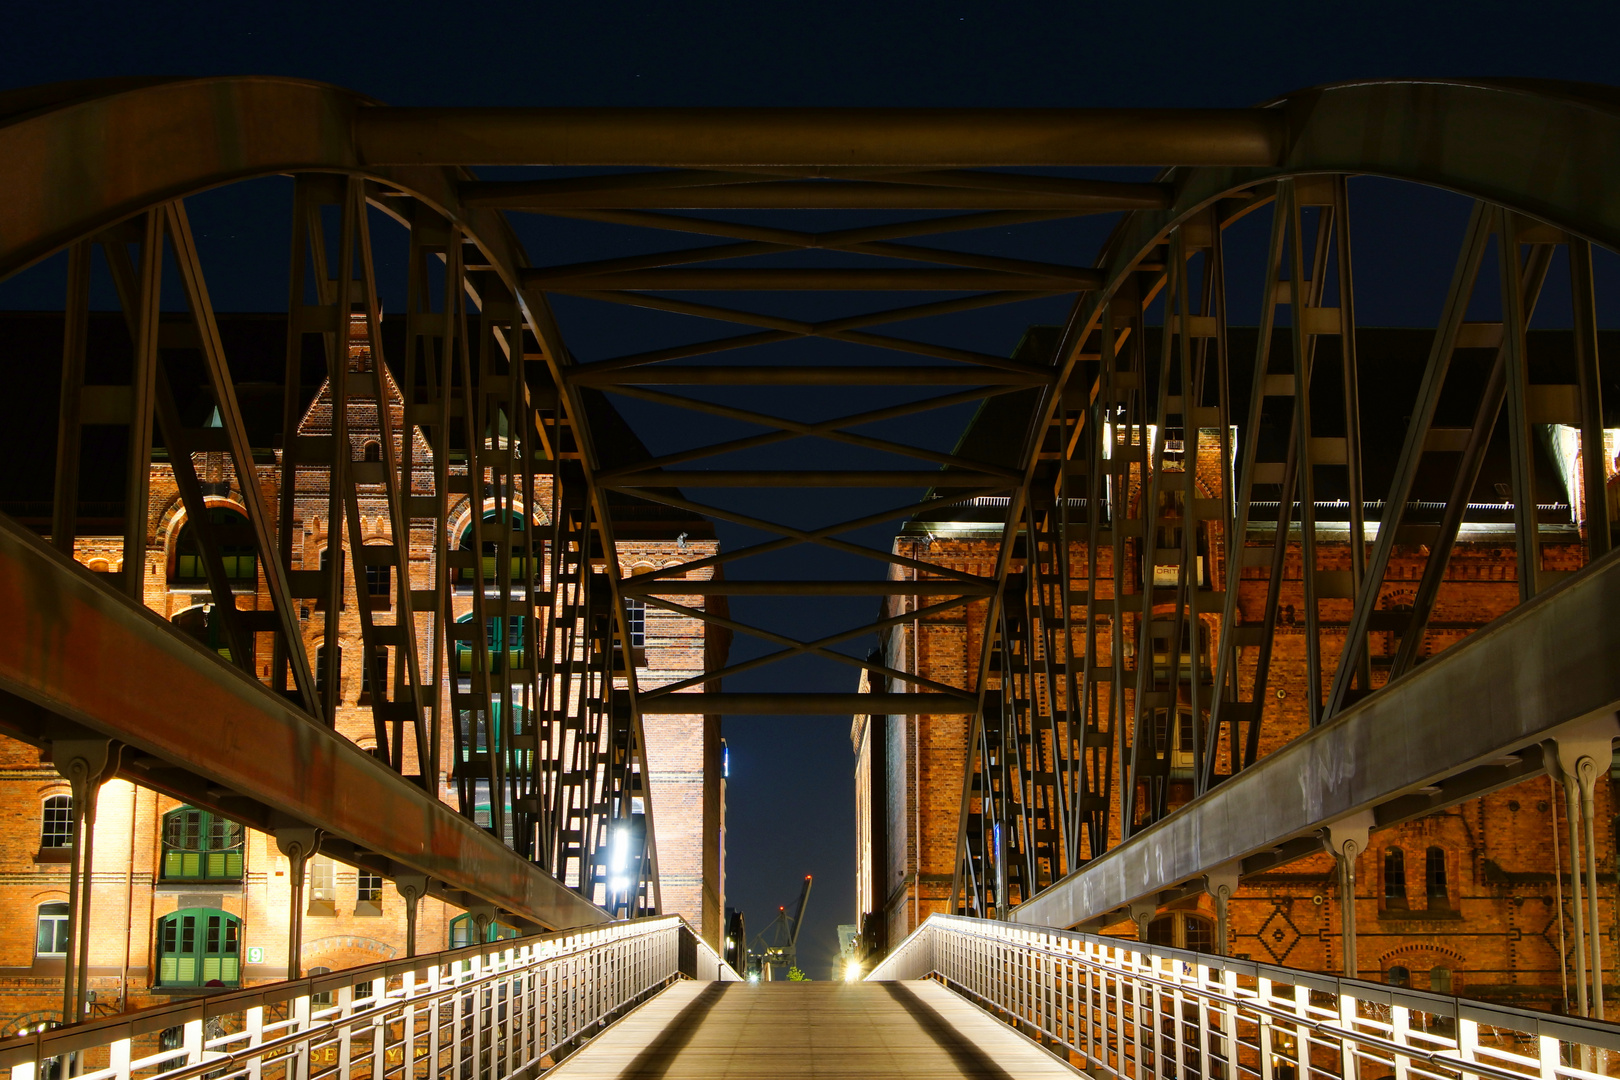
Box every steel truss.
[1,77,1619,938]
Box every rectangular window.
[356,871,383,916]
[625,599,646,649]
[308,857,337,916]
[36,906,69,957]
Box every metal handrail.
[1,914,737,1080]
[870,914,1620,1080]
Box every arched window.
[171,604,250,667]
[456,511,534,586]
[35,903,69,958]
[161,807,243,882]
[171,508,256,586]
[361,441,381,463]
[1430,966,1453,994]
[1383,848,1407,909]
[156,908,240,987]
[447,914,518,950]
[1387,965,1410,988]
[1143,912,1215,953]
[454,614,527,674]
[1425,847,1449,907]
[40,796,72,850]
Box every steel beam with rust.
[357,108,1286,168]
[617,579,995,596]
[1011,547,1620,930]
[605,471,992,488]
[527,268,1101,292]
[637,694,977,715]
[0,515,608,932]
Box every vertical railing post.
[245,1004,263,1080]
[1257,979,1274,1080]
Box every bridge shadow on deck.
[548,979,1076,1078]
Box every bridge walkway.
[548,979,1076,1079]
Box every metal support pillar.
[1550,719,1618,1017]
[394,874,428,958]
[1128,899,1157,942]
[1206,863,1241,958]
[275,829,321,981]
[1325,812,1373,978]
[466,904,496,946]
[53,740,114,1028]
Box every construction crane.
[748,875,812,980]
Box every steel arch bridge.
[2,76,1619,964]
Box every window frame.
[35,903,69,959]
[160,807,245,883]
[355,871,384,916]
[307,857,337,917]
[170,508,257,589]
[156,907,241,988]
[40,795,73,853]
[1383,847,1408,909]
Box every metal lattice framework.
[1,77,1618,940]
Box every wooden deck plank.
[545,979,1078,1078]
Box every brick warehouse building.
[0,312,726,1029]
[854,326,1620,1014]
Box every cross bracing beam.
[1011,547,1620,930]
[0,514,609,932]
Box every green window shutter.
[182,852,201,878]
[202,957,220,982]
[163,851,180,879]
[224,851,242,877]
[206,852,225,878]
[160,955,177,983]
[177,957,196,985]
[221,957,239,983]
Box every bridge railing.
[0,914,737,1080]
[870,914,1620,1080]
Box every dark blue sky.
[6,0,1620,977]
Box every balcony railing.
[0,915,736,1080]
[869,914,1620,1080]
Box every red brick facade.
[0,320,724,1029]
[854,434,1615,1013]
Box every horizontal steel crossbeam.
[357,108,1287,167]
[637,693,976,715]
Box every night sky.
[5,0,1620,978]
